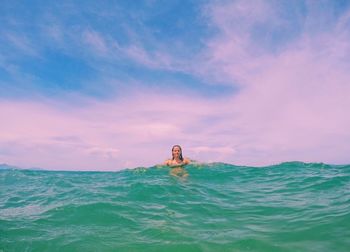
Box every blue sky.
[1,0,350,170]
[1,0,216,98]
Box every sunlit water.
[1,162,350,252]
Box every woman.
[164,145,191,177]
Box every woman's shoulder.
[164,159,172,165]
[183,157,191,164]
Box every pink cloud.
[191,1,350,165]
[0,94,229,170]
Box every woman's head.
[172,145,183,161]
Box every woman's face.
[172,146,181,158]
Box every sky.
[1,0,350,171]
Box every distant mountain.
[28,166,44,170]
[0,163,19,170]
[0,163,45,170]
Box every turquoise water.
[1,162,350,252]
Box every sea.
[1,162,349,252]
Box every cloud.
[82,29,109,54]
[123,44,175,70]
[189,146,236,163]
[4,33,39,57]
[85,146,120,159]
[0,93,225,170]
[191,0,350,165]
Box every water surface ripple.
[1,162,349,251]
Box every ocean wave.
[1,162,350,251]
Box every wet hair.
[172,145,184,161]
